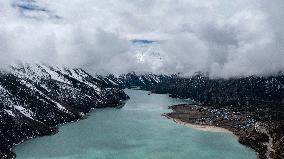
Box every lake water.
[16,89,256,159]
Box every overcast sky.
[1,0,284,77]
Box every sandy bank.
[163,114,237,137]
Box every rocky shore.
[164,104,283,159]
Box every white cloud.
[1,0,284,77]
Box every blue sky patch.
[11,0,62,20]
[131,39,157,44]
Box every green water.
[16,89,256,159]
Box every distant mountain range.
[1,63,284,159]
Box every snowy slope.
[0,63,129,159]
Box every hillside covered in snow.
[0,63,129,158]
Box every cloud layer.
[1,0,284,77]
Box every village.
[164,104,275,159]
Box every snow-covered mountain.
[0,63,174,158]
[130,41,162,63]
[128,41,165,72]
[0,63,129,159]
[118,72,171,89]
[1,63,284,159]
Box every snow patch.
[14,105,34,119]
[4,109,15,117]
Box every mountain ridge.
[0,63,129,159]
[120,72,284,159]
[1,64,284,159]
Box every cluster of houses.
[193,105,256,130]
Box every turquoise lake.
[16,89,256,159]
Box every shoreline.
[164,104,275,159]
[163,113,236,136]
[11,103,126,159]
[163,113,260,158]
